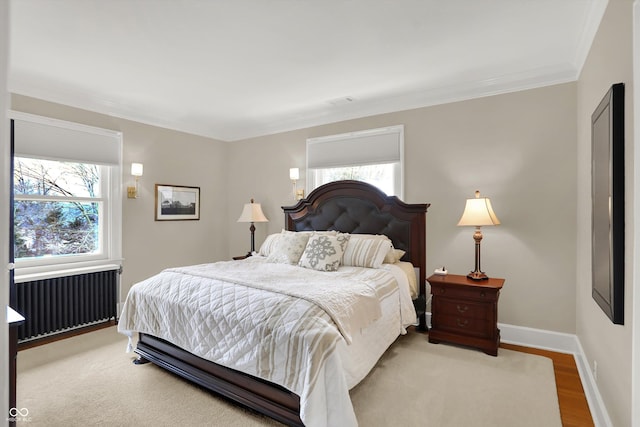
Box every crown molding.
[573,0,609,76]
[237,64,579,141]
[10,63,578,142]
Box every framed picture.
[591,83,625,324]
[155,184,200,221]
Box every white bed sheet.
[338,263,416,388]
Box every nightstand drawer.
[436,298,492,320]
[435,313,492,337]
[430,283,498,302]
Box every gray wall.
[12,83,581,335]
[10,95,230,300]
[228,83,578,334]
[576,0,634,425]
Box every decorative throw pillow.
[342,234,392,268]
[299,230,338,236]
[258,233,281,257]
[266,231,310,264]
[260,230,339,258]
[383,247,406,264]
[298,233,350,272]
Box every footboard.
[135,333,303,426]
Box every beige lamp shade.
[457,191,500,227]
[237,199,269,223]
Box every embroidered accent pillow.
[266,231,310,264]
[298,233,350,272]
[342,234,392,268]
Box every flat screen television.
[591,82,625,325]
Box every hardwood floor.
[502,343,594,427]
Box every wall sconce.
[127,163,144,199]
[457,190,500,280]
[289,167,305,200]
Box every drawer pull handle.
[456,318,469,327]
[439,288,445,294]
[480,291,486,297]
[456,304,468,313]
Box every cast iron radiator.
[15,269,119,342]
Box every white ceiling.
[9,0,606,142]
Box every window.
[14,157,105,262]
[11,112,122,277]
[306,125,404,197]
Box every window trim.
[10,111,123,281]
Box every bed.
[118,180,429,426]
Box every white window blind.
[13,113,121,165]
[307,125,403,169]
[306,125,404,197]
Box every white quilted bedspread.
[118,257,413,427]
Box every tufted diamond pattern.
[293,198,411,256]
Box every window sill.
[14,260,122,284]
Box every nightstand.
[427,273,505,356]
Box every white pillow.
[266,231,310,264]
[258,233,281,257]
[298,233,350,272]
[299,230,338,236]
[384,247,406,264]
[260,230,338,257]
[342,234,392,268]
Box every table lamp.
[457,190,500,280]
[237,199,269,256]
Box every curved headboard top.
[282,180,429,296]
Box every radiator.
[15,269,119,342]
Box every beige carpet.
[16,327,562,427]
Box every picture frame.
[155,184,200,221]
[591,83,625,325]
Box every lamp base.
[467,271,489,280]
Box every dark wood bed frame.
[134,180,429,426]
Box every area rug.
[16,326,561,426]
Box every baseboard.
[499,322,579,353]
[498,322,613,427]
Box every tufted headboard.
[282,180,429,324]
